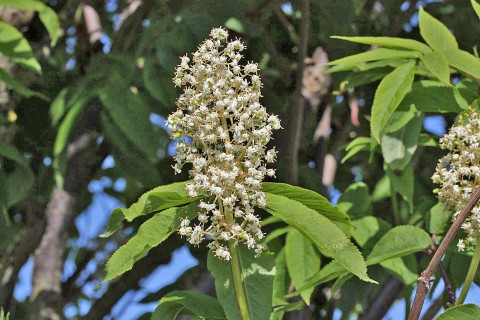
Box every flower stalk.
[456,237,480,305]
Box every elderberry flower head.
[167,27,281,260]
[432,108,480,250]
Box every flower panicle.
[167,27,281,259]
[432,108,480,251]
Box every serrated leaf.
[331,36,432,54]
[366,226,431,265]
[151,290,225,320]
[103,202,198,282]
[0,141,34,208]
[0,0,59,45]
[262,182,352,232]
[264,193,374,283]
[445,49,480,80]
[381,112,423,171]
[398,80,469,113]
[101,181,196,237]
[0,68,47,99]
[285,229,320,304]
[371,61,416,142]
[472,0,480,19]
[420,51,451,85]
[0,21,41,73]
[327,48,420,67]
[436,304,480,320]
[419,7,458,53]
[337,182,372,218]
[207,245,275,320]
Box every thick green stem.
[219,199,251,320]
[456,237,480,305]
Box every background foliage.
[1,0,480,319]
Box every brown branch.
[286,0,310,185]
[82,237,182,320]
[408,188,480,320]
[272,5,299,44]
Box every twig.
[272,5,299,44]
[420,296,443,320]
[286,0,310,185]
[408,188,480,320]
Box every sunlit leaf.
[264,193,375,283]
[419,7,458,53]
[370,61,416,142]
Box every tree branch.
[286,0,310,185]
[409,188,480,320]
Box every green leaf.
[420,51,451,85]
[419,7,458,53]
[103,202,198,282]
[143,58,177,112]
[436,304,480,320]
[331,36,432,54]
[351,216,391,249]
[0,0,60,45]
[336,68,390,94]
[327,48,420,67]
[380,255,418,285]
[225,17,245,33]
[285,229,321,304]
[151,290,225,320]
[0,141,34,208]
[52,89,95,188]
[207,245,275,320]
[341,137,371,163]
[262,182,352,231]
[264,193,375,283]
[366,226,431,265]
[472,0,480,20]
[337,182,372,218]
[272,249,289,306]
[398,80,469,113]
[295,226,429,293]
[387,164,414,212]
[381,112,423,171]
[100,86,158,162]
[101,181,196,237]
[384,106,416,133]
[0,68,47,99]
[370,61,416,142]
[444,49,480,79]
[0,21,41,73]
[425,202,452,234]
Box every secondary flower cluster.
[432,109,480,251]
[167,27,281,260]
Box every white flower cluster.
[432,109,480,250]
[167,27,281,260]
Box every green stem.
[390,182,401,226]
[219,199,251,320]
[456,237,480,305]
